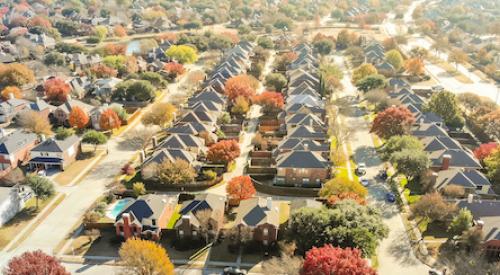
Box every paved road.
[382,0,499,104]
[0,63,203,267]
[334,54,429,275]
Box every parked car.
[431,85,444,92]
[377,169,388,180]
[386,192,396,203]
[360,178,369,187]
[355,163,366,176]
[223,267,247,275]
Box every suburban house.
[0,97,30,123]
[428,150,482,171]
[456,200,500,258]
[158,133,206,155]
[26,97,55,119]
[0,185,32,227]
[0,131,38,178]
[233,197,280,245]
[175,193,226,240]
[141,148,199,180]
[51,99,94,126]
[114,194,178,241]
[275,150,329,187]
[91,78,122,98]
[432,169,492,195]
[90,103,123,130]
[29,135,81,171]
[273,138,330,159]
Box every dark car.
[386,192,396,203]
[223,267,248,275]
[355,163,367,176]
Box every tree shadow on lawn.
[387,230,422,267]
[353,146,381,167]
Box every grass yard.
[0,194,64,250]
[54,150,105,186]
[166,204,182,229]
[64,228,120,257]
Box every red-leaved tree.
[44,77,71,102]
[164,62,185,78]
[99,109,121,130]
[90,64,118,78]
[370,106,415,139]
[226,175,256,205]
[302,245,376,275]
[473,142,498,161]
[4,250,70,275]
[207,140,240,165]
[68,106,90,129]
[224,75,259,102]
[252,91,284,113]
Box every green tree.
[352,63,377,83]
[82,130,108,152]
[319,177,368,198]
[385,49,404,70]
[133,182,146,197]
[381,135,423,161]
[44,52,65,66]
[54,127,75,140]
[425,91,464,128]
[165,45,198,64]
[138,72,167,88]
[288,201,388,256]
[156,159,196,185]
[313,39,334,55]
[265,73,287,92]
[484,149,500,184]
[448,208,473,236]
[390,149,430,180]
[113,80,156,102]
[355,74,386,92]
[257,36,274,49]
[25,175,55,209]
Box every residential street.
[334,54,429,274]
[0,63,203,268]
[382,0,499,104]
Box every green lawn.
[166,204,182,229]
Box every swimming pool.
[106,198,134,219]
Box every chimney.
[467,193,474,204]
[0,128,5,138]
[441,154,451,170]
[122,213,132,239]
[430,172,438,185]
[266,197,273,209]
[140,150,146,163]
[8,93,14,100]
[152,136,158,148]
[40,134,46,142]
[303,143,309,151]
[476,220,484,230]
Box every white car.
[355,163,367,176]
[360,178,369,187]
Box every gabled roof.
[287,125,327,140]
[115,194,178,228]
[456,200,500,241]
[0,131,37,154]
[28,98,55,113]
[435,169,490,190]
[31,135,80,153]
[189,101,223,112]
[412,123,448,137]
[275,138,329,152]
[388,78,410,88]
[422,136,462,151]
[286,95,323,107]
[285,113,325,127]
[234,197,280,227]
[180,110,216,124]
[175,193,226,228]
[56,99,94,114]
[159,134,204,150]
[429,149,482,169]
[286,103,325,116]
[143,148,197,167]
[276,150,329,169]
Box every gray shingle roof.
[276,150,328,169]
[31,135,80,153]
[0,131,37,154]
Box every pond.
[126,40,141,56]
[106,197,134,219]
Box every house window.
[192,230,198,236]
[263,228,268,236]
[263,240,268,245]
[179,230,184,236]
[152,219,156,226]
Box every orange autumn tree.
[104,44,126,56]
[327,192,367,206]
[226,175,256,205]
[252,91,284,113]
[207,140,240,165]
[1,86,22,100]
[44,77,71,102]
[113,25,127,37]
[99,109,121,130]
[224,74,259,102]
[68,106,90,129]
[163,62,185,78]
[405,58,425,76]
[90,64,118,78]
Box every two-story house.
[28,135,81,171]
[0,131,38,178]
